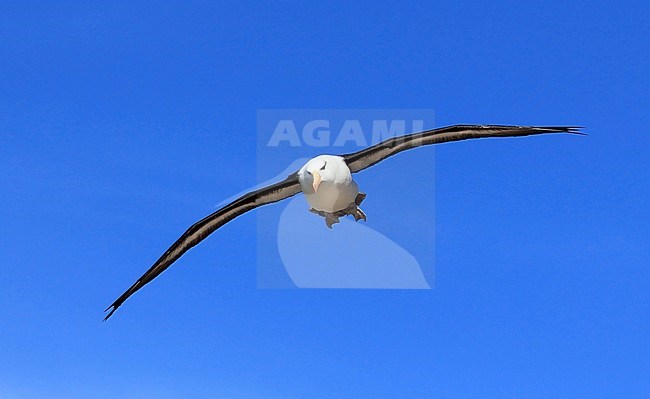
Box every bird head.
[299,156,332,193]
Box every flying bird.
[105,124,583,320]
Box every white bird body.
[298,155,359,213]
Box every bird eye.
[306,171,312,175]
[320,162,327,170]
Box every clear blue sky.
[1,1,649,398]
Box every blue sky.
[1,1,649,398]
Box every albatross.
[105,124,583,320]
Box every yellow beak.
[312,170,322,192]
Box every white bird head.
[298,155,339,193]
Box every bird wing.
[342,125,583,173]
[104,172,302,320]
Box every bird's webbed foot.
[325,213,341,228]
[351,206,366,222]
[355,192,366,206]
[351,192,367,222]
[309,208,341,228]
[340,193,367,223]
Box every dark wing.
[343,125,584,173]
[104,172,302,320]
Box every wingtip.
[103,304,118,321]
[537,126,586,136]
[564,127,587,136]
[568,127,587,136]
